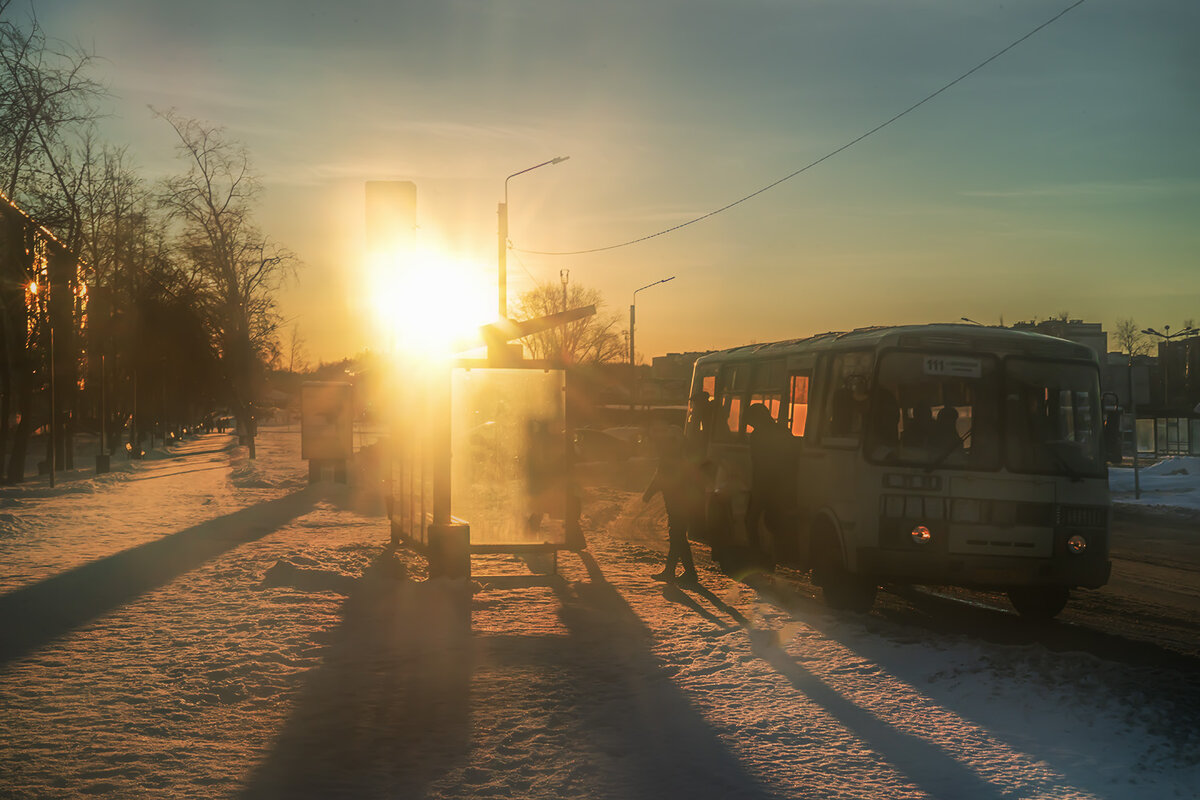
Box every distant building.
[1105,352,1153,410]
[1149,334,1200,416]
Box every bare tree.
[0,2,103,222]
[1113,318,1148,358]
[514,281,626,364]
[155,109,294,458]
[0,2,102,479]
[286,323,308,374]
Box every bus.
[686,323,1112,619]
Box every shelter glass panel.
[451,368,568,546]
[392,363,436,546]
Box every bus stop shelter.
[387,309,591,586]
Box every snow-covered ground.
[0,429,1197,798]
[1109,456,1200,516]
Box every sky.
[30,0,1200,364]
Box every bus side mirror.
[1103,410,1122,464]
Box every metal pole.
[100,353,106,455]
[497,201,508,319]
[629,302,636,412]
[628,276,675,414]
[498,156,568,322]
[559,269,569,365]
[1128,355,1139,499]
[1163,325,1170,416]
[49,326,56,488]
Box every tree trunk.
[6,371,33,484]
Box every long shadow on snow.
[0,488,317,664]
[126,463,228,481]
[740,573,1193,800]
[542,552,786,800]
[660,573,1006,800]
[245,548,774,800]
[241,551,472,799]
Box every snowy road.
[1,429,1197,798]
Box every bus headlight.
[911,525,932,545]
[1067,534,1087,554]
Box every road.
[755,507,1200,671]
[592,470,1200,669]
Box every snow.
[0,428,1197,798]
[1108,457,1200,515]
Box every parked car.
[573,427,643,462]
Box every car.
[573,427,640,462]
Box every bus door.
[711,362,750,506]
[813,350,876,556]
[685,366,719,448]
[781,368,812,562]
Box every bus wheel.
[1007,586,1069,621]
[813,534,877,613]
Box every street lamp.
[498,156,569,320]
[629,276,675,411]
[1141,324,1199,413]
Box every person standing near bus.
[643,429,703,585]
[744,402,797,570]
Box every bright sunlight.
[365,245,494,360]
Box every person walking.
[643,429,703,585]
[743,403,797,570]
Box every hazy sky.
[34,0,1200,363]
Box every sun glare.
[365,246,494,360]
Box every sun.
[365,245,494,360]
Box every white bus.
[687,323,1112,619]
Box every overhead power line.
[516,0,1088,258]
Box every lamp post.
[1127,351,1140,498]
[498,156,569,320]
[1141,324,1199,415]
[629,276,675,411]
[1142,323,1198,457]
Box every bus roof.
[694,323,1097,366]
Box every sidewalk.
[1,427,1196,798]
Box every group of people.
[642,391,797,586]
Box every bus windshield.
[1004,359,1104,478]
[866,352,1001,470]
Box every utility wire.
[516,0,1088,257]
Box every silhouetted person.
[902,403,935,448]
[643,430,702,585]
[869,387,900,451]
[1104,407,1121,463]
[526,419,558,531]
[933,405,961,456]
[744,403,796,570]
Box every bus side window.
[749,360,785,422]
[687,372,719,436]
[820,351,874,442]
[717,365,747,439]
[726,396,742,434]
[789,373,810,437]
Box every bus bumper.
[855,547,1112,590]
